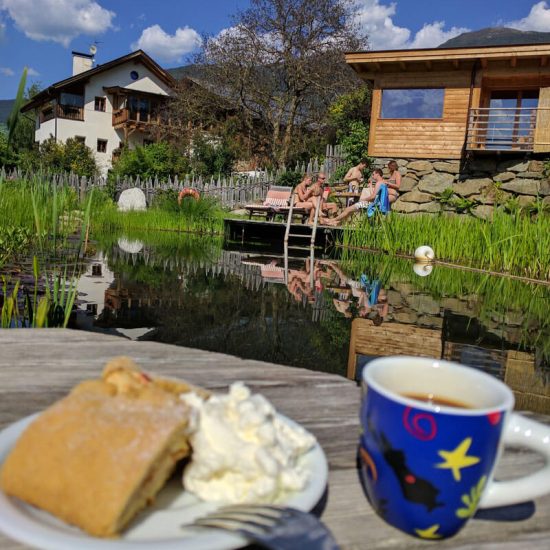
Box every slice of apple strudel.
[0,357,198,537]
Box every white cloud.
[506,1,550,31]
[353,1,469,50]
[26,67,39,76]
[0,0,115,47]
[131,24,202,63]
[409,21,469,49]
[0,66,14,76]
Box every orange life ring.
[178,188,200,204]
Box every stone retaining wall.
[372,156,550,218]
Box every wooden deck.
[1,329,549,549]
[225,218,343,250]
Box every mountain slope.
[0,99,15,124]
[439,27,550,48]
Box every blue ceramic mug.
[359,356,550,539]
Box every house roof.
[22,50,178,112]
[346,42,550,77]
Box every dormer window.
[94,96,106,112]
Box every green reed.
[91,196,225,236]
[341,209,550,280]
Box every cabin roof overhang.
[346,43,550,80]
[21,50,177,113]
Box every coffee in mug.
[359,356,550,539]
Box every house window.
[380,89,445,119]
[97,139,108,153]
[94,96,106,111]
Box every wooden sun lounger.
[244,186,309,222]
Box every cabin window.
[380,88,444,119]
[94,96,106,111]
[97,139,108,153]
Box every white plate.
[0,413,327,550]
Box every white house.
[22,50,177,175]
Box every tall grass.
[341,209,550,280]
[91,196,225,236]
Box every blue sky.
[0,0,548,99]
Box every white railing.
[466,107,538,151]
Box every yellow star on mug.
[415,524,443,539]
[436,437,480,481]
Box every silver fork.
[192,504,341,550]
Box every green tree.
[329,86,371,166]
[109,142,189,181]
[19,137,97,177]
[189,135,236,177]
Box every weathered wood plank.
[0,330,549,549]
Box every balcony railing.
[466,107,537,152]
[39,104,84,123]
[112,108,168,127]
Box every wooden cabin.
[346,44,550,160]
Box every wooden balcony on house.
[466,107,538,152]
[39,103,85,124]
[112,108,169,129]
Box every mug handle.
[479,413,550,508]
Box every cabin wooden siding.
[349,44,550,158]
[346,319,443,379]
[368,72,473,159]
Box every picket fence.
[0,144,345,209]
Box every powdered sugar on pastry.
[181,383,315,503]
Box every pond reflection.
[73,237,550,413]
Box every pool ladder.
[283,194,320,287]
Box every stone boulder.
[517,195,536,208]
[399,176,418,193]
[472,205,494,220]
[118,188,147,211]
[398,189,433,203]
[407,160,434,173]
[492,171,515,183]
[516,171,543,180]
[543,196,550,208]
[496,159,529,173]
[417,172,455,194]
[393,200,441,214]
[453,178,492,197]
[500,179,541,196]
[405,294,441,315]
[433,161,460,174]
[540,180,550,196]
[528,160,544,173]
[117,238,144,254]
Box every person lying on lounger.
[325,169,386,226]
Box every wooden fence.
[0,145,345,209]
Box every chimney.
[72,51,94,76]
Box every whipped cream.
[180,382,316,503]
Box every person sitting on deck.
[293,174,315,213]
[308,173,338,224]
[326,169,386,226]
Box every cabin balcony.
[39,104,84,124]
[112,108,169,129]
[466,107,537,152]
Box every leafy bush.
[19,137,97,177]
[276,171,302,187]
[109,142,189,181]
[189,135,236,177]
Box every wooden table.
[1,329,549,549]
[333,191,361,208]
